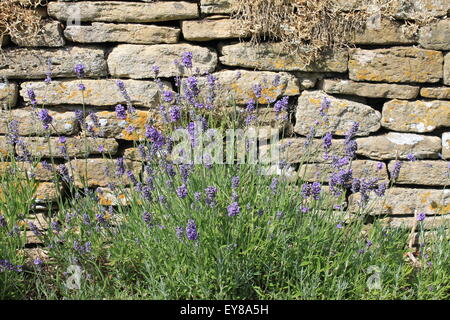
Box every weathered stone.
[11,21,65,47]
[182,18,246,41]
[299,160,388,183]
[382,215,450,230]
[85,110,162,141]
[294,91,381,137]
[16,137,118,158]
[260,138,346,164]
[0,108,78,136]
[48,1,199,23]
[34,182,62,204]
[0,82,18,108]
[96,187,131,206]
[0,161,55,181]
[124,148,145,162]
[349,188,449,215]
[349,18,416,45]
[69,159,141,188]
[419,19,450,50]
[64,23,180,44]
[322,79,419,100]
[445,53,450,86]
[420,87,450,100]
[192,70,300,105]
[394,0,450,20]
[201,0,234,14]
[443,132,450,159]
[356,133,442,160]
[349,47,443,83]
[381,99,450,133]
[108,44,217,79]
[388,160,450,186]
[220,42,348,73]
[0,47,107,79]
[21,80,169,107]
[0,136,10,157]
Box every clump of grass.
[0,0,47,49]
[232,0,435,67]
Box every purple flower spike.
[115,104,127,120]
[186,219,198,241]
[38,109,53,130]
[227,202,240,217]
[74,64,85,78]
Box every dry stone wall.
[0,0,449,229]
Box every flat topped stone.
[48,1,199,23]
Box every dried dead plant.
[232,0,435,67]
[0,0,47,50]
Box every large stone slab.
[420,87,450,100]
[192,70,300,105]
[260,138,346,164]
[294,91,381,137]
[85,110,163,141]
[349,47,443,83]
[200,0,235,14]
[34,182,62,204]
[182,18,246,41]
[322,79,419,99]
[16,137,118,158]
[349,18,416,45]
[381,99,450,133]
[0,47,107,79]
[64,23,180,44]
[445,53,450,86]
[48,1,199,23]
[394,0,450,20]
[108,44,218,78]
[443,133,450,159]
[419,19,450,50]
[21,79,169,107]
[355,133,442,160]
[220,42,348,73]
[69,158,141,188]
[0,161,55,181]
[349,188,449,215]
[382,215,450,230]
[388,160,450,186]
[0,108,78,137]
[0,82,18,108]
[11,21,65,47]
[298,160,388,183]
[0,136,10,157]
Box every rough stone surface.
[64,23,180,44]
[0,47,107,79]
[96,187,131,206]
[382,215,450,230]
[69,159,141,188]
[356,133,442,160]
[85,110,163,141]
[419,19,450,50]
[388,160,450,186]
[299,160,388,183]
[48,1,199,23]
[0,108,78,136]
[200,0,234,14]
[0,82,18,108]
[11,21,65,47]
[381,99,450,133]
[443,132,450,159]
[349,47,443,83]
[220,43,348,73]
[445,53,450,86]
[16,137,118,158]
[21,80,170,107]
[0,161,54,181]
[294,91,381,137]
[394,0,450,20]
[260,138,346,164]
[34,182,61,204]
[193,70,300,105]
[108,44,218,78]
[0,136,10,156]
[182,18,246,41]
[322,79,419,99]
[349,18,416,45]
[420,87,450,99]
[349,188,450,215]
